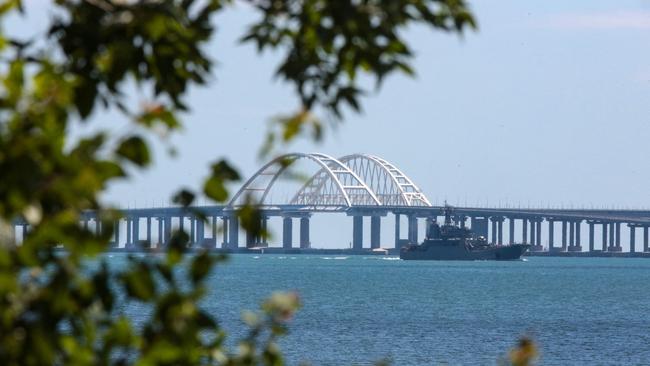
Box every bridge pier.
[522,219,528,244]
[588,222,595,252]
[146,217,152,247]
[548,220,556,251]
[228,216,239,249]
[394,214,402,249]
[370,216,381,249]
[282,217,293,249]
[408,215,418,244]
[608,222,615,251]
[126,217,133,248]
[569,221,582,252]
[220,217,228,248]
[561,221,567,251]
[300,217,310,248]
[497,218,504,245]
[610,223,622,252]
[509,217,515,244]
[190,217,196,245]
[529,218,543,251]
[471,216,488,239]
[629,224,636,253]
[353,216,363,250]
[491,218,497,245]
[644,227,649,252]
[196,218,206,247]
[156,217,163,247]
[602,222,608,251]
[211,216,219,247]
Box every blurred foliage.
[0,0,474,364]
[499,337,538,366]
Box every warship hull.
[400,242,530,261]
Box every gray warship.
[400,206,530,260]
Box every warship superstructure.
[400,206,530,260]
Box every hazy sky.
[8,1,650,247]
[98,0,649,210]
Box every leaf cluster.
[0,0,474,364]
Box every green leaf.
[116,135,151,167]
[172,189,195,207]
[189,251,215,284]
[203,160,240,203]
[120,261,157,301]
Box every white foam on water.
[333,256,348,260]
[253,256,260,259]
[381,257,401,261]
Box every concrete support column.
[164,216,171,245]
[282,217,293,249]
[408,215,418,244]
[126,218,132,247]
[569,221,575,247]
[157,217,163,246]
[609,223,615,250]
[197,219,205,246]
[146,217,152,246]
[588,223,594,252]
[190,217,196,244]
[179,216,185,233]
[114,220,121,248]
[394,214,401,248]
[497,219,504,245]
[133,217,140,246]
[529,219,536,246]
[536,220,542,246]
[615,223,621,249]
[629,225,636,253]
[602,223,608,251]
[509,218,515,244]
[261,217,268,246]
[548,221,555,250]
[561,221,567,251]
[569,221,582,252]
[212,216,218,243]
[228,216,239,249]
[299,217,310,249]
[370,216,381,249]
[353,216,363,250]
[221,217,228,247]
[644,227,649,252]
[491,218,497,245]
[522,219,528,244]
[245,225,255,248]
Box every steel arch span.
[228,153,380,209]
[338,154,431,207]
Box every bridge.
[11,153,650,254]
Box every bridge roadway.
[10,153,650,255]
[11,204,650,254]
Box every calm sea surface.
[111,254,650,365]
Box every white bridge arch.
[229,152,431,209]
[338,154,431,207]
[228,152,380,208]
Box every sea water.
[114,254,650,365]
